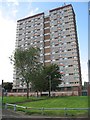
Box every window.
[64,10,67,12]
[19,23,23,25]
[74,56,77,59]
[60,58,63,60]
[19,28,22,30]
[63,29,65,31]
[61,36,63,38]
[66,82,69,84]
[52,51,55,54]
[56,50,59,53]
[67,42,71,44]
[65,74,69,76]
[31,36,33,39]
[56,58,59,61]
[27,43,30,45]
[68,57,73,59]
[66,34,70,37]
[19,39,22,41]
[69,73,73,75]
[70,82,73,84]
[19,33,22,36]
[67,49,72,51]
[65,22,69,24]
[64,15,68,18]
[64,50,67,52]
[74,76,79,80]
[66,28,70,30]
[28,20,31,22]
[68,65,73,67]
[72,52,76,54]
[52,59,55,61]
[40,54,43,56]
[28,37,30,39]
[64,58,67,60]
[67,87,72,91]
[37,23,40,25]
[55,43,59,46]
[63,36,66,38]
[65,65,68,68]
[40,34,43,36]
[74,73,79,76]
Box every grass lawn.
[3,96,89,117]
[3,96,27,104]
[3,96,48,104]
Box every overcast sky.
[0,0,88,85]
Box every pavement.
[1,109,65,120]
[2,109,30,118]
[1,109,89,120]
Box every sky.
[0,0,88,85]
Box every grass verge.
[3,96,89,117]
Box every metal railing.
[4,103,90,117]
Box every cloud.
[25,7,39,17]
[1,1,19,19]
[0,1,39,84]
[4,0,19,6]
[13,0,19,6]
[12,9,18,17]
[0,10,16,83]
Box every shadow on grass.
[12,96,68,104]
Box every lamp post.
[45,67,59,97]
[89,9,90,15]
[2,80,3,108]
[49,75,51,97]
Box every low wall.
[7,91,79,97]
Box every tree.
[32,64,62,97]
[43,64,62,97]
[10,47,41,98]
[32,67,48,96]
[3,82,13,92]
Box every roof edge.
[49,4,72,12]
[17,12,44,22]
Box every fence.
[4,103,90,117]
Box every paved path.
[2,109,30,118]
[1,109,88,120]
[2,109,64,119]
[2,109,52,119]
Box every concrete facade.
[13,4,82,96]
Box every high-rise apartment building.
[13,4,82,95]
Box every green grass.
[19,96,88,108]
[3,96,48,104]
[19,96,88,117]
[3,96,89,117]
[3,96,28,104]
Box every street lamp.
[2,80,3,108]
[89,9,90,15]
[49,75,51,97]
